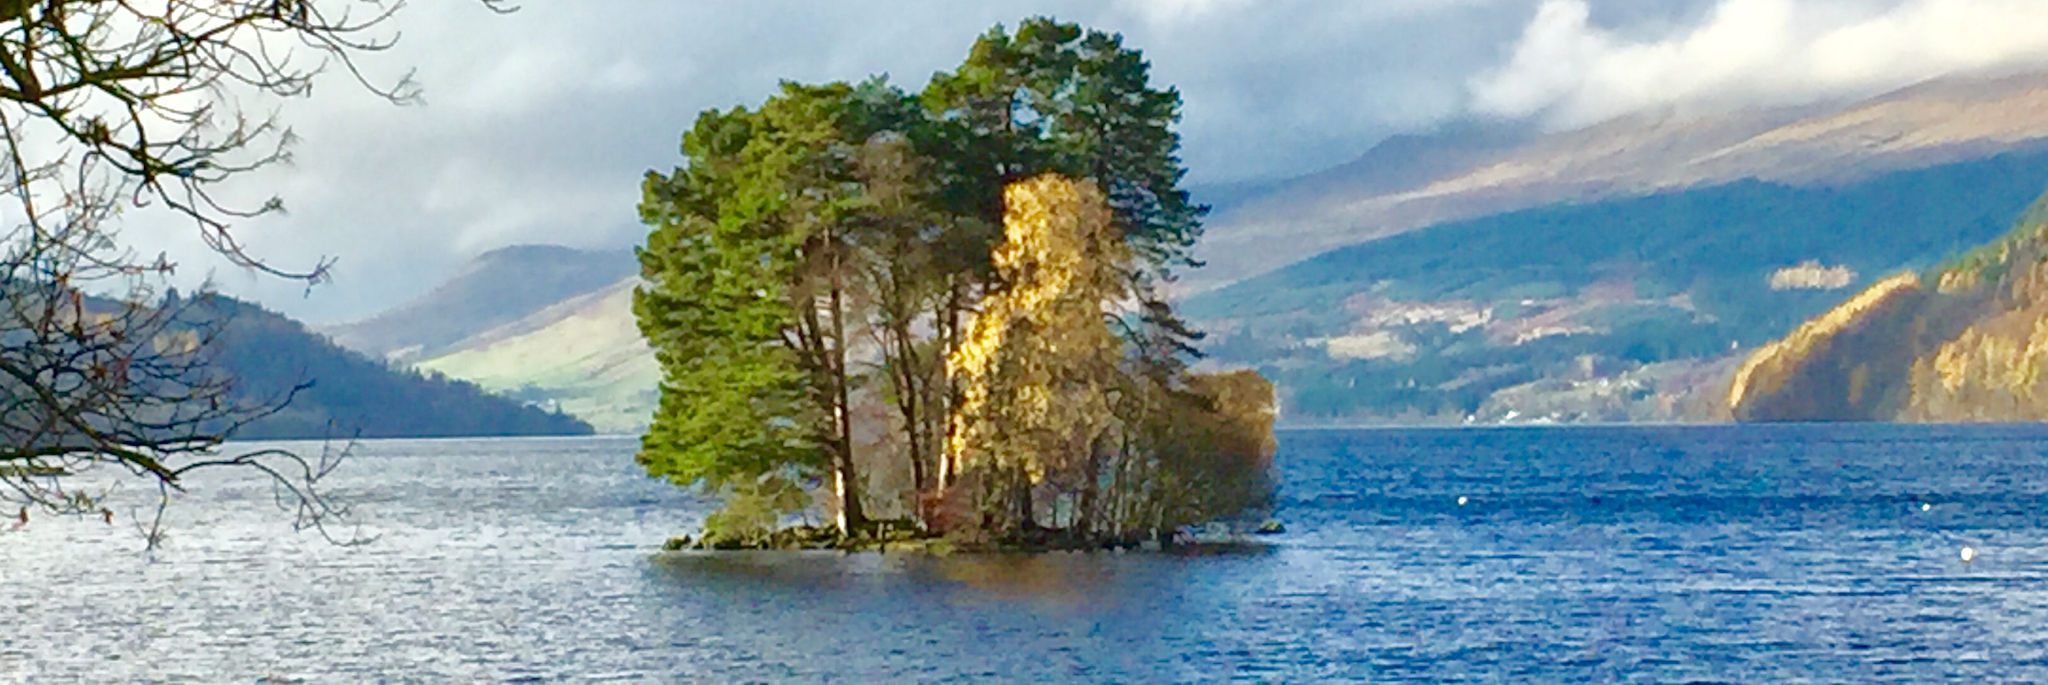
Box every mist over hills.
[416,279,656,435]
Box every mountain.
[1186,150,2048,424]
[323,245,635,362]
[415,278,657,434]
[1191,71,2048,292]
[1729,190,2048,423]
[190,294,593,439]
[355,71,2048,430]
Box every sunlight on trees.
[947,175,1127,534]
[634,18,1279,549]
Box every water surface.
[5,425,2048,681]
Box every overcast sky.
[132,0,2048,323]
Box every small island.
[632,18,1278,552]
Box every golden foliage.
[947,175,1130,483]
[1908,315,2048,419]
[1727,272,1922,414]
[1732,199,2048,423]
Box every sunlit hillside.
[1189,151,2048,424]
[416,279,658,434]
[1731,189,2048,423]
[1194,71,2048,292]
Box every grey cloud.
[113,0,2048,323]
[1471,0,2048,128]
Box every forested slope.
[1730,190,2048,422]
[186,294,593,439]
[1186,151,2048,423]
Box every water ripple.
[6,427,2048,680]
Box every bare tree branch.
[0,1,507,548]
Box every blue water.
[6,424,2048,681]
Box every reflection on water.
[649,548,1270,611]
[7,426,2048,681]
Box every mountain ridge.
[1191,70,2048,292]
[416,278,657,434]
[323,244,635,362]
[1728,189,2048,423]
[346,70,2048,430]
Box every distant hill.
[1192,71,2048,293]
[324,243,659,435]
[344,71,2048,430]
[1729,189,2048,423]
[323,245,634,362]
[415,278,657,434]
[1186,150,2048,424]
[185,294,593,439]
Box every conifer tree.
[634,18,1276,547]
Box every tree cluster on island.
[634,18,1279,551]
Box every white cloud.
[1472,0,2048,127]
[1115,0,1258,25]
[91,0,2048,323]
[125,0,1543,323]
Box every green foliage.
[700,476,812,545]
[1930,186,2048,286]
[633,101,824,490]
[634,17,1266,544]
[922,17,1204,282]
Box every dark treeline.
[184,292,593,440]
[634,18,1277,549]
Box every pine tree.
[634,19,1276,548]
[633,105,822,507]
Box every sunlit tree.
[946,175,1128,533]
[636,17,1276,548]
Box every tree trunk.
[937,279,963,491]
[1077,435,1103,539]
[1015,466,1035,534]
[828,231,864,535]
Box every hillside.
[1192,71,2048,292]
[415,278,656,434]
[1729,190,2048,423]
[1186,150,2048,424]
[323,245,634,362]
[350,71,2048,431]
[185,294,593,439]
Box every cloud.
[96,0,2048,323]
[1471,0,2048,128]
[128,0,1543,323]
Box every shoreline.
[662,522,1283,555]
